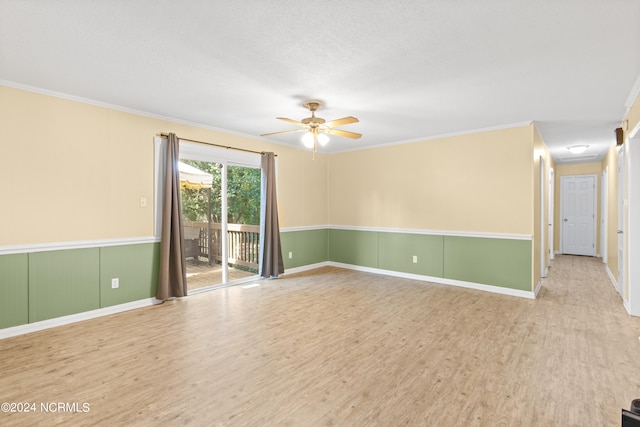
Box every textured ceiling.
[1,1,639,164]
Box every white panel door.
[561,175,596,256]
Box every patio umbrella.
[179,161,214,265]
[179,161,213,189]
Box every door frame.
[548,168,555,261]
[601,168,607,263]
[559,174,597,256]
[618,147,625,299]
[627,122,640,315]
[540,156,547,277]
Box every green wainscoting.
[378,232,444,277]
[0,254,29,329]
[327,228,532,292]
[281,229,328,269]
[328,229,379,268]
[0,242,160,329]
[100,244,160,307]
[29,248,101,322]
[443,236,532,291]
[0,230,533,331]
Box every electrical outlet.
[140,197,147,207]
[412,255,418,263]
[288,251,293,259]
[111,278,119,289]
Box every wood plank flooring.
[186,261,255,291]
[1,255,639,426]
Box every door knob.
[618,230,623,234]
[564,219,568,222]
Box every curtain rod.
[159,133,276,157]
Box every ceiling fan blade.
[324,116,359,127]
[276,117,306,127]
[261,129,306,137]
[326,128,362,139]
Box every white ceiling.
[1,1,639,164]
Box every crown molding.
[625,73,640,109]
[0,79,281,145]
[329,121,534,154]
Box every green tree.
[180,160,260,225]
[227,165,261,225]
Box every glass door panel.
[180,159,223,291]
[226,165,261,278]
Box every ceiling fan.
[261,100,361,156]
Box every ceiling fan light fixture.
[317,133,329,146]
[567,145,589,154]
[262,100,361,158]
[301,132,315,148]
[301,131,330,148]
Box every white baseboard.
[0,298,161,340]
[624,299,632,315]
[534,280,542,297]
[282,262,331,275]
[327,262,537,299]
[622,299,640,317]
[606,265,621,295]
[542,267,549,278]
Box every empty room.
[1,1,640,426]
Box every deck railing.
[183,221,260,271]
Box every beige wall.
[2,85,548,292]
[532,124,554,288]
[0,85,327,246]
[327,125,534,235]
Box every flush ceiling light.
[567,145,589,154]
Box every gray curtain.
[157,133,188,300]
[259,152,284,278]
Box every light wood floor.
[186,261,255,291]
[1,255,639,426]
